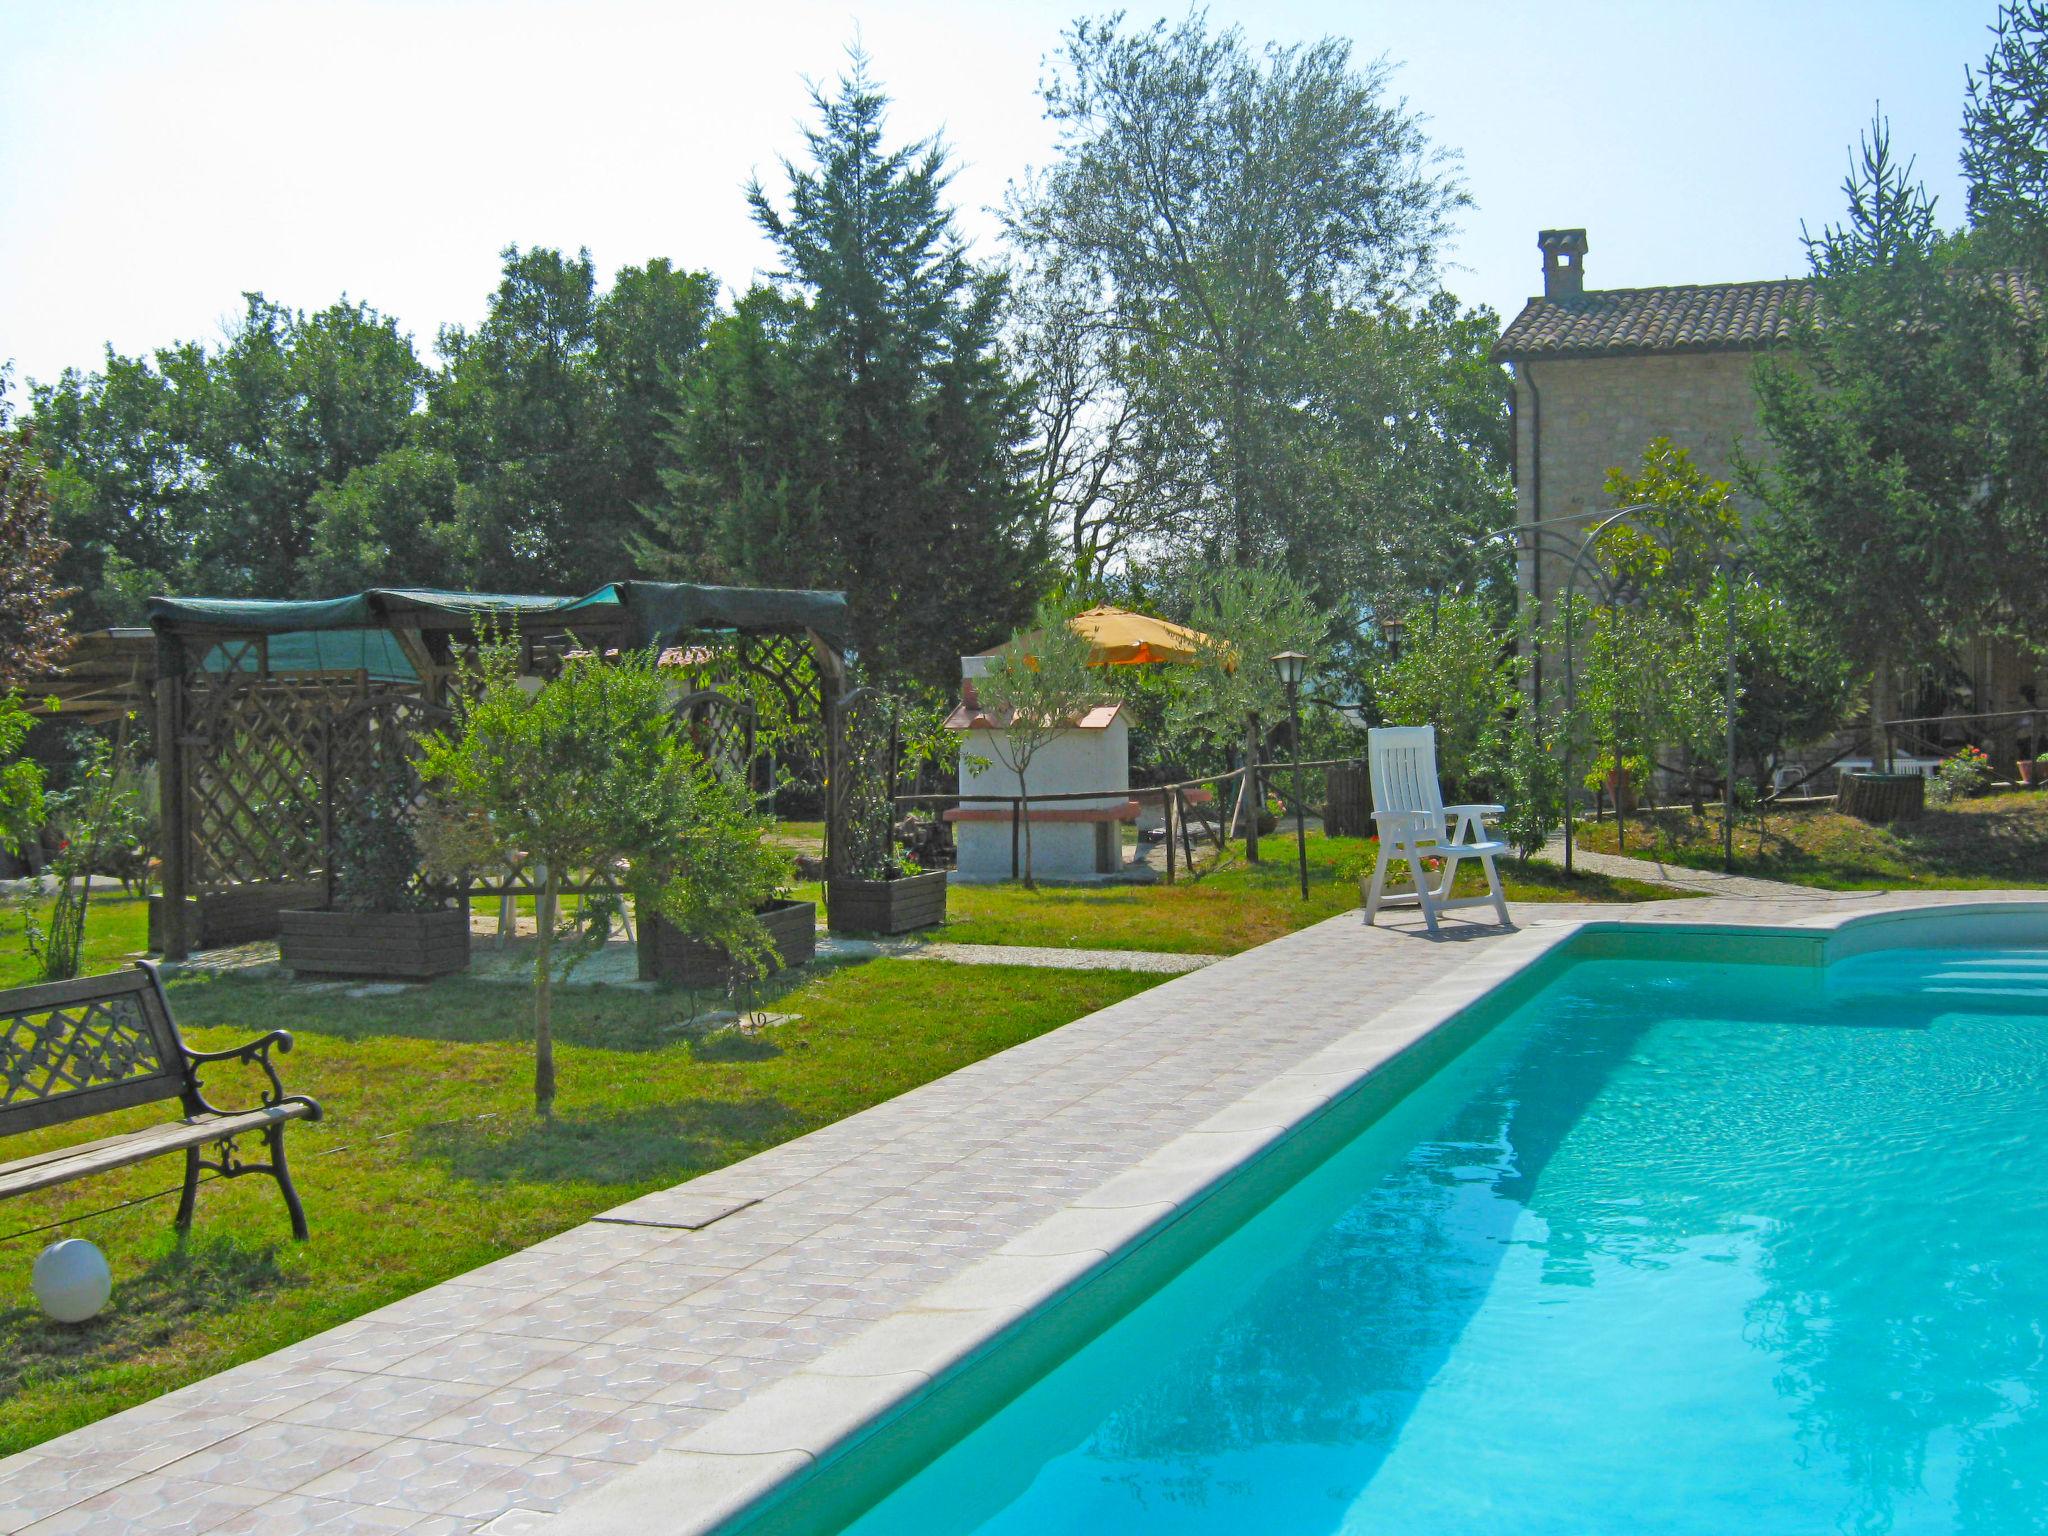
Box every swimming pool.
[827,932,2048,1534]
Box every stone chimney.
[1538,228,1588,300]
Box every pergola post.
[154,631,191,960]
[809,631,848,885]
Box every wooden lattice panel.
[322,692,449,904]
[669,688,756,781]
[0,991,166,1109]
[182,667,376,893]
[831,688,897,881]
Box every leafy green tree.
[304,444,469,591]
[0,380,71,684]
[1747,117,2028,757]
[1959,3,2048,688]
[1164,564,1328,772]
[644,55,1048,687]
[1007,13,1472,602]
[31,349,195,624]
[416,633,787,1117]
[430,248,715,592]
[1964,1,2048,269]
[1372,592,1521,799]
[974,599,1117,888]
[0,693,46,863]
[179,295,426,595]
[30,296,422,615]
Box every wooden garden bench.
[0,963,322,1239]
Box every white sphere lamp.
[33,1237,111,1323]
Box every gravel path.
[907,942,1217,973]
[1535,834,1863,902]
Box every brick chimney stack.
[1538,228,1588,300]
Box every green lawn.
[933,830,1685,954]
[0,894,152,990]
[1575,791,2048,891]
[0,932,1161,1453]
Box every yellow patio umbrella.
[980,605,1218,667]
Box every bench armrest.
[1444,804,1505,818]
[183,1031,322,1120]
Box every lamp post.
[1270,651,1310,899]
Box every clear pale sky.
[0,0,2002,399]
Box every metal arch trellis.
[1516,503,1750,875]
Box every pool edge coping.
[543,896,2048,1536]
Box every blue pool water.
[843,944,2048,1535]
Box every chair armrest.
[183,1031,321,1119]
[1444,804,1506,846]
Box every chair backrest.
[1368,726,1447,822]
[0,965,189,1136]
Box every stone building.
[1493,228,2042,773]
[1493,228,1808,635]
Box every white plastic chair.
[1363,726,1511,933]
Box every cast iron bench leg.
[175,1146,201,1233]
[269,1123,310,1242]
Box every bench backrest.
[1368,725,1446,822]
[0,965,190,1136]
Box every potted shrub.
[279,762,468,980]
[2019,755,2046,789]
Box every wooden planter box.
[278,907,470,980]
[1838,770,1925,824]
[150,881,325,953]
[827,870,948,935]
[640,899,817,986]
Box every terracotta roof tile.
[1493,279,1814,360]
[1496,270,2042,362]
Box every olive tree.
[417,630,788,1117]
[1165,565,1326,842]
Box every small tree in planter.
[278,760,468,980]
[975,599,1118,889]
[417,631,787,1117]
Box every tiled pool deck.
[4,890,2041,1534]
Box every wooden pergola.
[47,583,853,958]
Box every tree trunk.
[1869,656,1891,772]
[533,868,558,1118]
[1018,769,1035,890]
[1243,716,1261,864]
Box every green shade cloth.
[199,629,419,682]
[148,586,622,635]
[615,582,849,649]
[149,582,849,650]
